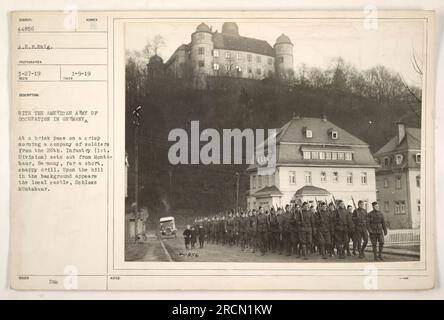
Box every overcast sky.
[125,19,425,86]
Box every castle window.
[213,63,219,70]
[415,153,421,164]
[256,56,262,63]
[319,152,325,160]
[332,172,339,182]
[258,175,262,188]
[311,151,319,159]
[198,47,205,55]
[320,171,327,182]
[395,154,404,165]
[383,157,390,167]
[268,57,273,65]
[277,56,284,63]
[361,172,368,184]
[213,50,219,57]
[331,130,338,139]
[395,201,406,214]
[198,60,205,67]
[225,51,231,59]
[305,129,313,138]
[332,152,338,160]
[325,152,332,160]
[338,152,345,160]
[346,172,353,184]
[236,53,242,60]
[395,176,402,189]
[289,171,296,184]
[247,54,252,62]
[304,171,312,185]
[416,175,420,188]
[417,200,421,214]
[345,152,353,160]
[252,175,256,189]
[256,68,262,75]
[303,151,311,160]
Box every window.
[225,51,231,59]
[384,157,390,167]
[277,56,284,63]
[326,152,332,160]
[416,175,420,188]
[289,171,296,184]
[345,152,353,161]
[395,176,402,189]
[304,171,312,184]
[236,52,242,60]
[258,175,262,188]
[198,60,205,67]
[384,201,390,212]
[319,152,326,160]
[394,201,400,214]
[415,153,421,164]
[256,68,262,75]
[303,151,311,160]
[268,57,273,65]
[213,63,219,70]
[311,151,319,160]
[332,172,339,182]
[305,129,313,138]
[198,47,205,55]
[256,56,261,63]
[331,131,338,139]
[213,50,219,57]
[417,200,421,214]
[400,201,406,214]
[383,178,388,188]
[338,152,345,160]
[247,54,252,62]
[265,175,269,186]
[252,175,256,189]
[395,154,404,165]
[320,171,327,182]
[361,172,368,184]
[346,172,353,184]
[332,152,338,160]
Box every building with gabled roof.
[246,115,379,210]
[162,22,294,87]
[374,123,421,229]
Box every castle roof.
[212,32,275,57]
[254,185,283,198]
[275,33,293,45]
[374,128,421,155]
[295,185,330,196]
[247,116,379,171]
[196,22,211,33]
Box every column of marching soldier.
[184,200,388,261]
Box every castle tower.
[190,22,214,88]
[274,34,294,80]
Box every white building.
[374,123,421,229]
[246,116,379,210]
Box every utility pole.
[132,106,142,241]
[235,172,240,210]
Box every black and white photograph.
[124,17,424,264]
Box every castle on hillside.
[147,22,295,88]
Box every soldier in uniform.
[345,205,354,256]
[269,207,280,253]
[314,202,332,259]
[352,200,369,258]
[234,211,241,247]
[238,211,248,250]
[276,207,285,254]
[367,201,387,261]
[256,207,269,256]
[333,200,354,259]
[197,220,206,248]
[226,212,235,247]
[282,205,292,256]
[328,202,337,256]
[297,202,316,260]
[249,209,258,253]
[183,225,192,250]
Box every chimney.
[397,122,406,145]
